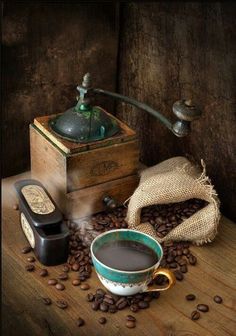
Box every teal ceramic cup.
[91,229,176,296]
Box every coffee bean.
[151,292,160,299]
[213,295,223,304]
[189,255,197,265]
[62,265,70,273]
[178,259,187,266]
[143,295,152,302]
[48,279,58,286]
[186,294,196,301]
[100,302,109,312]
[42,297,52,305]
[116,297,126,307]
[72,263,80,271]
[172,250,177,257]
[130,304,139,313]
[77,317,85,327]
[116,297,127,310]
[126,321,136,328]
[56,300,68,309]
[91,301,100,311]
[183,248,189,255]
[174,270,184,281]
[108,305,117,313]
[191,310,200,320]
[104,294,114,300]
[55,283,65,291]
[79,275,86,282]
[80,283,90,290]
[180,265,188,273]
[13,204,19,210]
[72,279,80,286]
[87,293,94,302]
[126,315,136,322]
[166,255,174,263]
[118,299,128,310]
[169,262,178,268]
[96,288,106,296]
[103,297,114,305]
[138,301,149,309]
[197,304,209,312]
[98,317,107,324]
[22,246,32,254]
[58,273,68,281]
[111,294,119,302]
[95,296,104,304]
[25,264,35,272]
[157,224,166,233]
[175,256,182,262]
[27,256,36,263]
[39,269,48,277]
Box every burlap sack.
[126,156,220,245]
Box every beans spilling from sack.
[141,198,208,238]
[91,198,207,238]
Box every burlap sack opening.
[126,156,221,245]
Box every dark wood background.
[2,2,236,220]
[2,2,119,176]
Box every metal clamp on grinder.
[15,179,69,266]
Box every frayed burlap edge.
[126,157,221,246]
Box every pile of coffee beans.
[88,287,160,314]
[89,199,207,239]
[91,207,128,232]
[142,199,207,238]
[66,223,93,282]
[158,240,197,282]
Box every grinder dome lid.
[49,73,120,143]
[49,105,120,143]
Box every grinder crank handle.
[76,73,202,137]
[94,89,202,137]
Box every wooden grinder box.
[30,110,140,219]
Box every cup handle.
[145,268,176,292]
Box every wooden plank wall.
[2,2,119,177]
[2,2,236,220]
[116,3,236,220]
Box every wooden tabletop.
[2,172,236,336]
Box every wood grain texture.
[2,1,119,177]
[67,141,139,192]
[66,174,139,219]
[30,125,139,218]
[30,125,67,212]
[2,172,236,336]
[116,2,236,220]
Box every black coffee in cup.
[95,240,158,271]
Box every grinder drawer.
[65,174,139,219]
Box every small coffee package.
[126,156,221,245]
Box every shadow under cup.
[91,229,174,296]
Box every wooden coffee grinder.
[30,73,201,219]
